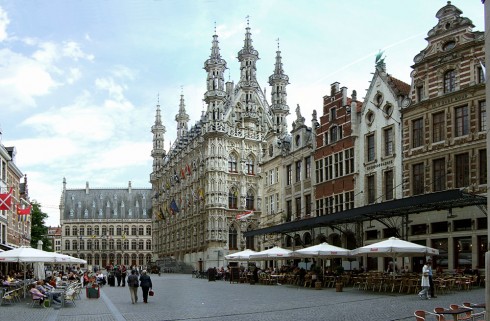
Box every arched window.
[116,226,122,236]
[285,235,292,247]
[87,226,92,236]
[131,240,137,250]
[228,225,238,250]
[139,225,144,236]
[246,156,254,175]
[72,240,78,251]
[228,188,238,209]
[87,240,92,250]
[72,226,78,236]
[146,240,151,251]
[131,225,137,236]
[139,240,144,250]
[303,232,312,245]
[444,69,456,93]
[79,226,85,236]
[228,154,238,173]
[246,190,254,210]
[146,226,151,235]
[109,239,114,250]
[94,226,99,236]
[65,226,70,236]
[87,254,92,265]
[116,240,122,250]
[123,225,129,236]
[123,240,129,250]
[94,240,100,250]
[101,239,107,250]
[94,254,100,266]
[124,254,129,266]
[65,240,70,251]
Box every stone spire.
[175,91,189,139]
[268,38,289,135]
[151,98,166,174]
[203,25,227,124]
[237,17,259,84]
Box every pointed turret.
[237,18,259,84]
[269,39,289,135]
[203,26,227,125]
[175,92,189,139]
[151,100,166,174]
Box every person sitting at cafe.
[37,280,61,304]
[30,284,47,306]
[96,272,106,285]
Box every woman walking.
[139,270,153,303]
[418,261,430,300]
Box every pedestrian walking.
[427,260,436,298]
[127,270,139,304]
[115,266,122,286]
[418,261,430,300]
[139,270,153,304]
[121,265,127,287]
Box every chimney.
[330,82,340,96]
[341,86,348,106]
[128,181,132,194]
[85,181,89,195]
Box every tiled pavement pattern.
[0,274,485,321]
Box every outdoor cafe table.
[436,307,473,321]
[469,303,485,309]
[49,288,65,307]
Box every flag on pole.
[0,187,13,210]
[186,163,191,175]
[170,199,180,213]
[17,204,31,221]
[180,168,186,179]
[236,210,254,220]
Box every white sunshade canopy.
[224,249,257,261]
[292,242,351,258]
[350,237,439,257]
[249,246,293,260]
[0,246,87,264]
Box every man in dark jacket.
[139,270,153,303]
[115,266,122,286]
[127,270,139,304]
[121,265,127,287]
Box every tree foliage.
[30,201,52,251]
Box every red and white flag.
[236,210,254,220]
[0,187,13,210]
[17,204,31,215]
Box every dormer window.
[295,135,301,147]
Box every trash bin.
[86,286,100,298]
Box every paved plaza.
[0,274,486,321]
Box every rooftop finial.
[157,93,160,105]
[214,21,217,34]
[180,85,183,95]
[276,38,280,51]
[246,15,250,27]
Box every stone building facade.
[401,2,486,270]
[0,143,30,250]
[150,24,312,270]
[60,179,153,268]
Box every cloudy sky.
[0,0,484,227]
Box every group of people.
[127,269,153,304]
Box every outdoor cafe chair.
[450,304,472,321]
[415,310,440,321]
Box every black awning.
[244,189,486,237]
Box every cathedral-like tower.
[151,102,166,175]
[175,93,189,139]
[204,30,227,123]
[268,41,289,135]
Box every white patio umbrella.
[249,246,293,260]
[350,237,439,276]
[224,249,257,261]
[292,242,351,258]
[349,237,439,257]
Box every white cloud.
[0,6,9,42]
[95,77,126,101]
[0,48,58,108]
[67,67,81,84]
[62,41,94,61]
